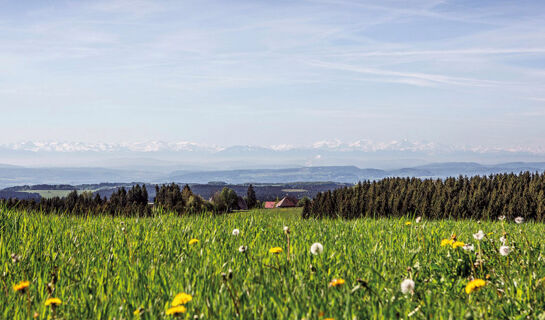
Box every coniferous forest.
[303,172,545,221]
[3,172,545,221]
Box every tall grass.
[1,206,545,319]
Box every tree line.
[0,184,260,216]
[302,172,545,221]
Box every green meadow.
[2,207,545,319]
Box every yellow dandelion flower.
[405,221,412,226]
[166,305,187,315]
[133,307,144,316]
[13,281,30,292]
[465,279,486,294]
[440,239,454,247]
[172,293,192,306]
[329,278,346,287]
[269,247,283,254]
[188,239,199,245]
[44,298,62,306]
[452,241,465,249]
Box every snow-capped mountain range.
[3,139,545,154]
[1,139,545,170]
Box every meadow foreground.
[2,208,545,319]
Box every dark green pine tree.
[301,198,312,219]
[246,184,257,209]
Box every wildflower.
[515,216,524,224]
[405,221,412,226]
[400,279,415,294]
[134,307,144,316]
[269,247,283,254]
[500,236,506,245]
[499,246,510,256]
[44,298,62,306]
[415,216,422,223]
[11,253,21,263]
[172,293,192,306]
[440,239,454,247]
[13,281,30,292]
[188,239,199,245]
[166,305,187,315]
[329,278,345,287]
[283,226,290,233]
[238,245,248,253]
[465,279,486,294]
[473,230,485,241]
[498,215,506,221]
[462,244,475,251]
[452,241,465,249]
[232,229,239,236]
[310,243,323,255]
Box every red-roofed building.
[264,201,276,209]
[275,196,298,208]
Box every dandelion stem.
[263,264,281,273]
[286,233,290,262]
[223,279,240,316]
[26,289,31,317]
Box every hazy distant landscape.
[2,161,545,190]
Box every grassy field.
[22,189,98,199]
[2,207,545,319]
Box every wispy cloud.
[306,60,515,88]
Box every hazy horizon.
[2,139,545,170]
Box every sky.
[2,0,545,154]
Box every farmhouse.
[275,196,298,208]
[264,201,276,209]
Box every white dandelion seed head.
[500,236,506,245]
[232,229,240,236]
[473,230,485,241]
[462,244,475,251]
[400,279,415,294]
[310,242,324,255]
[283,226,289,232]
[514,217,524,224]
[238,245,248,253]
[415,216,422,223]
[499,245,510,256]
[498,215,506,221]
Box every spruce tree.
[246,184,257,209]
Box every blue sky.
[1,0,545,153]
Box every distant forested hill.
[0,190,41,200]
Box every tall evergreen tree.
[246,184,257,209]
